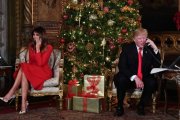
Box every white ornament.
[101,38,106,47]
[71,0,78,4]
[89,14,98,21]
[107,20,115,26]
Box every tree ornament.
[121,28,127,33]
[103,7,109,13]
[89,14,98,21]
[109,44,115,50]
[101,38,106,47]
[117,37,123,43]
[59,38,65,44]
[105,56,111,62]
[67,42,76,52]
[63,14,68,20]
[89,29,97,35]
[88,23,93,28]
[127,0,133,6]
[71,0,78,4]
[107,20,115,26]
[85,43,94,52]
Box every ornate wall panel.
[32,0,67,48]
[0,0,8,61]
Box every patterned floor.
[0,104,178,120]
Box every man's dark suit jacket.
[114,42,161,88]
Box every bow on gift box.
[67,79,79,98]
[173,12,180,30]
[79,90,98,98]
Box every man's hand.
[134,76,144,89]
[146,38,158,51]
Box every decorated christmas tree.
[59,0,141,84]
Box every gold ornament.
[85,43,94,52]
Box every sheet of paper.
[150,68,169,74]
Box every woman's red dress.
[16,44,53,90]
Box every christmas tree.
[60,0,141,84]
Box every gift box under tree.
[84,75,105,97]
[73,75,105,113]
[63,79,82,110]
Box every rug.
[0,105,178,120]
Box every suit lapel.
[142,47,149,71]
[132,43,138,64]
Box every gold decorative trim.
[24,0,32,25]
[15,0,20,51]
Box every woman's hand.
[36,41,41,53]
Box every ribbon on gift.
[83,97,87,112]
[78,90,98,112]
[173,12,180,30]
[67,79,79,98]
[79,90,98,98]
[86,76,101,94]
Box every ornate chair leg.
[15,92,19,111]
[107,90,112,111]
[152,93,156,113]
[109,96,112,111]
[59,90,63,110]
[176,75,180,119]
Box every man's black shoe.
[114,107,124,117]
[137,106,145,116]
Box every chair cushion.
[31,87,60,93]
[43,68,60,87]
[112,82,142,98]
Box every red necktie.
[137,48,143,80]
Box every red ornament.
[127,0,133,6]
[67,42,76,52]
[109,43,115,50]
[60,38,65,44]
[118,37,124,43]
[103,7,109,13]
[63,14,68,20]
[121,28,127,33]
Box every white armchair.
[15,47,64,110]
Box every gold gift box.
[73,96,104,113]
[64,98,73,110]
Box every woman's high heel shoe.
[0,97,8,103]
[19,110,26,114]
[19,101,29,115]
[0,95,15,103]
